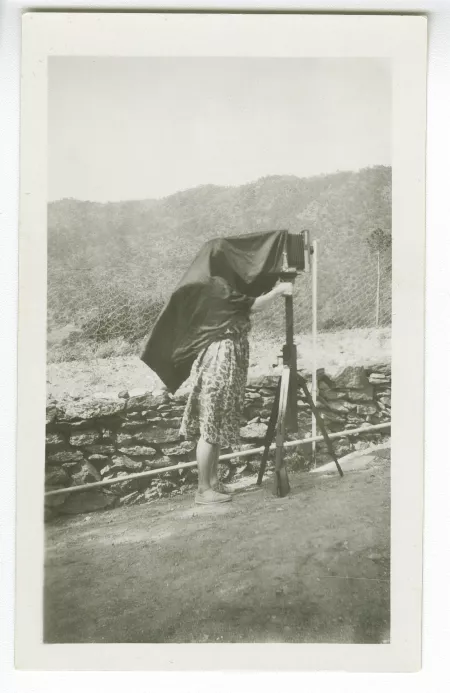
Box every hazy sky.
[48,57,391,202]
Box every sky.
[48,57,391,202]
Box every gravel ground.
[44,444,390,644]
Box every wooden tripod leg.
[273,367,291,497]
[298,377,344,478]
[273,433,290,496]
[256,379,281,486]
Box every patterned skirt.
[179,333,250,448]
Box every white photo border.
[16,11,427,672]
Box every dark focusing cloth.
[140,229,288,393]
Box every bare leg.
[209,445,220,488]
[195,438,231,504]
[196,437,218,492]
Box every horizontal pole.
[45,422,390,498]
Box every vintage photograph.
[44,55,392,644]
[14,9,427,672]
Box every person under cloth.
[179,277,292,504]
[141,229,293,505]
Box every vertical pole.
[311,240,318,467]
[376,250,381,328]
[284,290,298,432]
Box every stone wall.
[45,364,390,519]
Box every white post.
[376,250,381,328]
[311,240,318,467]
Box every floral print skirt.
[179,334,249,448]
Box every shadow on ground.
[44,446,390,644]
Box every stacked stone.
[45,388,196,519]
[314,364,391,465]
[45,364,391,519]
[232,365,390,470]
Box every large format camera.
[283,229,313,273]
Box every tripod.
[256,268,344,496]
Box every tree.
[367,227,392,255]
[367,228,392,328]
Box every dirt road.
[44,447,390,644]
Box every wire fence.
[47,241,391,371]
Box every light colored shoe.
[195,488,232,505]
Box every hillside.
[47,166,391,359]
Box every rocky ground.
[44,443,390,644]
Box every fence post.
[311,240,318,467]
[376,250,381,328]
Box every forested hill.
[48,166,392,347]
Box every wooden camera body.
[282,229,313,275]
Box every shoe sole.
[195,496,232,505]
